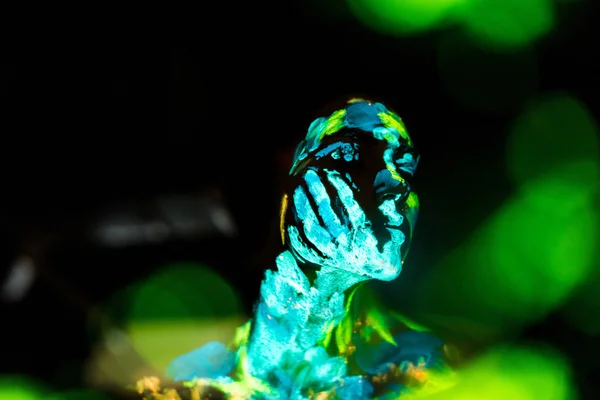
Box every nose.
[373,168,408,203]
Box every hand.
[287,168,405,281]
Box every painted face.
[281,99,420,281]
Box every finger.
[303,169,347,238]
[325,170,367,229]
[292,185,335,256]
[287,225,323,265]
[378,197,404,226]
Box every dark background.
[1,1,599,398]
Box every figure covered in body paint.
[137,99,454,399]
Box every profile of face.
[280,99,420,281]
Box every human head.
[280,98,420,281]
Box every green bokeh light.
[506,93,600,187]
[503,94,600,320]
[127,262,241,323]
[415,175,597,336]
[455,0,555,49]
[426,345,576,400]
[483,164,598,316]
[0,376,47,399]
[437,32,539,111]
[562,254,600,336]
[415,93,599,337]
[118,263,243,374]
[347,0,460,36]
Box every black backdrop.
[1,2,599,398]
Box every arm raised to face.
[281,98,420,281]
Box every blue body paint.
[154,99,448,399]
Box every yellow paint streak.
[230,319,252,349]
[290,158,312,176]
[319,109,347,140]
[378,112,412,146]
[347,97,370,104]
[280,193,288,245]
[232,345,272,395]
[386,164,407,185]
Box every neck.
[244,250,368,380]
